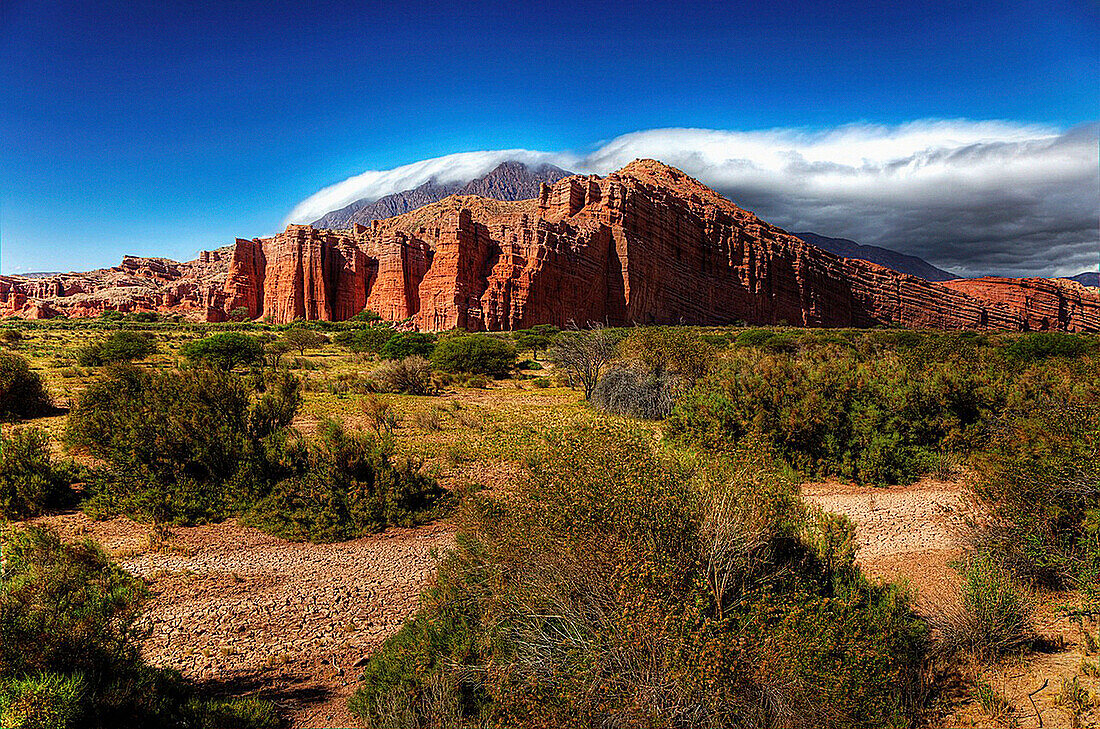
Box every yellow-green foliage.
[351,426,929,728]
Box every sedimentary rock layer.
[3,160,1097,331]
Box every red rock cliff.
[5,160,1098,331]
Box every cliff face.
[0,248,234,320]
[941,277,1100,332]
[4,160,1098,331]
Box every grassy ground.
[3,320,1097,728]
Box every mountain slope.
[310,161,571,229]
[795,232,958,282]
[1069,272,1098,288]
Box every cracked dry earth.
[803,478,972,609]
[37,513,455,729]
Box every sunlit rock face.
[4,160,1097,331]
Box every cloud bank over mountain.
[287,120,1098,278]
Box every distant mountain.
[1069,271,1098,287]
[794,232,959,282]
[312,161,572,229]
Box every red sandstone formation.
[3,160,1097,332]
[941,277,1100,332]
[0,248,234,321]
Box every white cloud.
[286,120,1099,277]
[284,149,580,225]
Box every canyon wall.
[3,160,1097,332]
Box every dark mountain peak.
[1069,271,1098,287]
[795,232,959,282]
[311,160,572,230]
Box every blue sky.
[1,0,1097,275]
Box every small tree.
[180,333,264,371]
[265,340,293,369]
[550,324,619,400]
[0,352,51,420]
[280,326,328,356]
[514,331,551,361]
[431,334,516,377]
[77,330,156,366]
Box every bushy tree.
[76,331,155,366]
[0,427,74,519]
[381,332,436,360]
[180,333,264,370]
[280,326,328,355]
[431,334,515,377]
[0,352,51,420]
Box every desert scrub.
[0,351,52,419]
[243,418,450,542]
[971,403,1100,598]
[667,334,1100,485]
[351,425,930,728]
[0,427,77,519]
[940,553,1034,660]
[67,366,301,526]
[0,525,279,728]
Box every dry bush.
[360,393,400,435]
[368,356,436,395]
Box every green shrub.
[532,377,551,388]
[180,333,264,370]
[972,404,1100,597]
[333,326,394,354]
[667,344,1003,484]
[351,426,929,728]
[942,553,1033,659]
[244,419,449,542]
[66,366,300,526]
[618,326,716,385]
[0,427,75,519]
[350,309,382,323]
[0,525,279,728]
[0,352,51,420]
[1004,332,1092,362]
[431,334,515,378]
[76,331,155,366]
[381,332,436,360]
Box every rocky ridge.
[3,160,1098,331]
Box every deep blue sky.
[1,0,1096,273]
